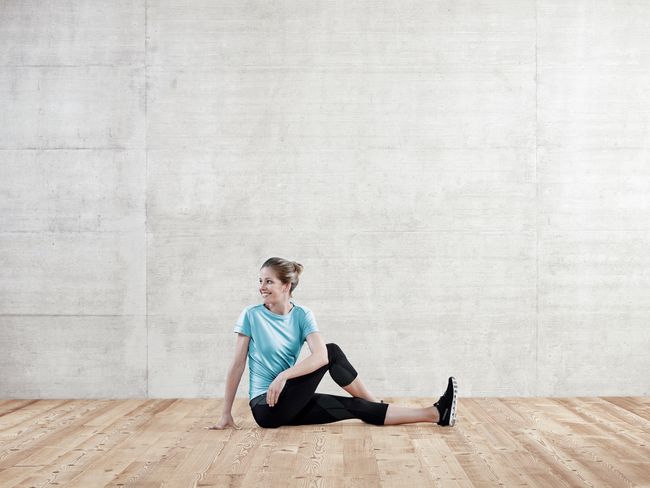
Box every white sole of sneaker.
[449,377,458,426]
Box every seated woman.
[207,257,458,430]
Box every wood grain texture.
[0,397,648,487]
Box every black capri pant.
[249,343,389,428]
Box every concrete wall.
[1,1,648,399]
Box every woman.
[207,257,457,429]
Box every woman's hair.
[261,257,304,297]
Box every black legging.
[249,343,389,428]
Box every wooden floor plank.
[494,398,588,488]
[374,423,433,485]
[343,424,380,478]
[554,398,650,486]
[0,397,649,487]
[0,400,48,420]
[602,397,650,422]
[108,399,221,487]
[413,435,471,486]
[433,400,502,487]
[461,400,526,475]
[507,397,640,487]
[0,400,112,469]
[98,399,206,487]
[0,400,83,445]
[293,424,342,479]
[11,400,160,488]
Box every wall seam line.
[534,0,540,396]
[144,0,149,399]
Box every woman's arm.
[222,333,250,414]
[206,333,249,429]
[266,332,328,407]
[280,332,328,380]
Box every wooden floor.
[0,397,649,487]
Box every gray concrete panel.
[536,1,650,396]
[0,315,146,399]
[147,315,240,398]
[147,233,536,318]
[538,148,650,232]
[537,1,650,150]
[1,0,144,66]
[146,147,536,234]
[538,230,650,313]
[0,231,145,315]
[537,312,650,396]
[2,0,649,398]
[146,66,535,151]
[537,1,650,67]
[537,68,650,149]
[0,149,145,232]
[0,66,145,149]
[303,312,537,397]
[147,0,534,67]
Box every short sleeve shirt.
[233,301,319,400]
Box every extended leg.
[287,393,388,426]
[383,404,439,425]
[287,395,440,426]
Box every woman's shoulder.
[292,302,315,317]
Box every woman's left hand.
[266,372,287,407]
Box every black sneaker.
[434,377,458,426]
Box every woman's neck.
[264,300,293,315]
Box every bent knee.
[326,342,342,355]
[326,343,347,363]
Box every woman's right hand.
[205,413,239,430]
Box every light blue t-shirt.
[233,301,320,400]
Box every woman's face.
[259,267,290,303]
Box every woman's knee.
[326,343,358,387]
[326,342,343,360]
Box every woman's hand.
[266,372,288,407]
[205,413,239,430]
